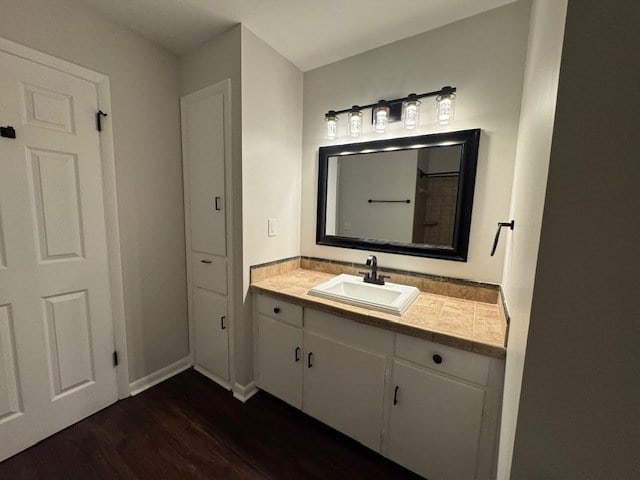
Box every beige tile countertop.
[250,268,507,359]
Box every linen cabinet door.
[388,360,485,480]
[255,314,303,409]
[193,288,229,383]
[303,331,386,452]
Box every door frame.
[0,37,129,398]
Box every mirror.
[316,129,480,261]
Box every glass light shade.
[347,107,362,137]
[325,112,338,140]
[402,95,421,130]
[436,92,456,125]
[373,104,390,133]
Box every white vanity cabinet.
[255,295,304,409]
[252,293,504,480]
[303,310,392,451]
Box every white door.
[0,50,117,461]
[303,331,386,451]
[193,288,228,382]
[256,314,303,408]
[388,360,485,480]
[182,84,227,257]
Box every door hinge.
[113,350,119,367]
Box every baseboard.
[128,356,192,396]
[193,365,232,391]
[233,381,259,403]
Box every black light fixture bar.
[327,86,456,116]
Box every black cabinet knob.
[273,307,281,314]
[433,354,443,364]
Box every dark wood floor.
[0,369,420,479]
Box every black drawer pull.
[214,196,221,211]
[273,307,281,314]
[433,354,443,364]
[200,259,212,264]
[393,386,400,405]
[294,347,301,362]
[220,316,226,330]
[307,352,313,368]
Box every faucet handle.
[358,271,371,279]
[378,275,390,285]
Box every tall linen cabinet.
[181,79,233,388]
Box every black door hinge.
[0,126,16,139]
[113,351,119,367]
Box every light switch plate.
[268,218,277,237]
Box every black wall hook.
[491,220,514,256]
[96,110,108,132]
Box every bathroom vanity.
[251,265,506,480]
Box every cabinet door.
[256,315,303,408]
[193,288,229,382]
[388,360,485,480]
[182,83,227,257]
[303,332,386,451]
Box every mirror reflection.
[325,145,462,248]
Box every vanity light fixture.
[325,110,338,140]
[402,93,421,130]
[347,105,363,137]
[436,86,456,125]
[323,86,456,140]
[373,100,390,133]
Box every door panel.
[183,91,226,257]
[256,314,303,409]
[303,331,386,451]
[388,360,485,480]
[193,288,229,382]
[0,49,117,461]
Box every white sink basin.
[308,274,420,316]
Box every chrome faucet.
[361,255,389,285]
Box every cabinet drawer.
[255,294,302,327]
[395,334,490,386]
[192,254,227,294]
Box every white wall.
[241,26,303,383]
[334,150,417,241]
[510,1,640,477]
[301,1,531,284]
[496,1,568,478]
[0,0,188,384]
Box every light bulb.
[402,94,421,130]
[347,106,362,137]
[373,100,390,133]
[325,111,338,140]
[436,88,456,126]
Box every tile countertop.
[250,268,507,359]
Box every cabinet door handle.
[200,259,212,264]
[307,352,313,368]
[432,354,443,364]
[214,196,221,211]
[220,316,226,330]
[294,347,301,362]
[393,385,400,405]
[273,307,281,314]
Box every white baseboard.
[193,365,232,391]
[128,356,192,396]
[233,381,259,403]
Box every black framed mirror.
[316,129,480,261]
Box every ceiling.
[75,0,518,71]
